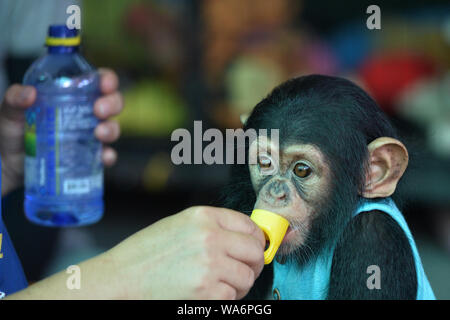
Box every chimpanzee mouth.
[282,225,296,244]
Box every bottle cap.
[46,25,80,47]
[250,209,289,264]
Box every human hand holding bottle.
[0,68,123,197]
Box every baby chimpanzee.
[221,75,435,300]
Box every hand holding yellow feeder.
[250,209,290,264]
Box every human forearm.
[6,251,124,300]
[6,206,265,300]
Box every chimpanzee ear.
[362,137,409,198]
[240,113,250,126]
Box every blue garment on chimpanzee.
[271,198,436,300]
[0,157,28,298]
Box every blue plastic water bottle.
[23,25,103,227]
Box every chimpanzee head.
[221,74,408,264]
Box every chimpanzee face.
[249,137,332,256]
[236,75,410,263]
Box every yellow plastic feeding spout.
[250,209,290,264]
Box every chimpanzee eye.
[293,162,311,178]
[258,156,272,169]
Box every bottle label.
[25,101,103,198]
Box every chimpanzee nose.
[265,179,290,206]
[269,180,287,199]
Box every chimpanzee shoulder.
[327,209,417,300]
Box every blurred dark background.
[1,0,449,298]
